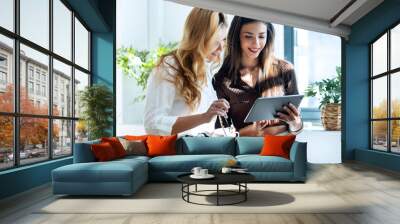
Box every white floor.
[296,128,341,164]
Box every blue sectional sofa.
[52,137,307,196]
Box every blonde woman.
[144,8,229,135]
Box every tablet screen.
[244,95,304,123]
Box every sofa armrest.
[73,140,100,163]
[289,141,307,181]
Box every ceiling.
[167,0,384,38]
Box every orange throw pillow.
[260,134,296,159]
[124,135,149,141]
[91,142,117,161]
[146,135,177,157]
[101,137,127,158]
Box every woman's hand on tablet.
[276,103,302,132]
[255,119,280,129]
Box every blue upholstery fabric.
[235,137,264,155]
[53,137,307,196]
[73,140,100,163]
[117,155,150,163]
[52,158,148,195]
[236,155,293,172]
[53,163,136,182]
[149,154,235,172]
[290,141,307,181]
[178,137,236,155]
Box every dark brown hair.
[216,16,276,86]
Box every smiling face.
[206,26,227,62]
[239,22,267,61]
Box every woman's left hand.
[276,103,302,132]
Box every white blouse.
[143,56,217,136]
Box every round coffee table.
[177,173,255,206]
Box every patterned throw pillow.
[118,137,147,156]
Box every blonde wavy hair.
[158,8,227,110]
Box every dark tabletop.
[177,172,255,185]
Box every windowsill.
[303,125,325,131]
[357,148,400,156]
[302,121,330,131]
[0,156,72,175]
[355,148,400,172]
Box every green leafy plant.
[117,42,178,102]
[79,84,113,140]
[305,66,341,108]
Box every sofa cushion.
[178,137,236,155]
[260,135,296,159]
[118,138,147,156]
[53,158,148,183]
[91,142,118,161]
[101,137,127,158]
[236,155,293,172]
[115,155,150,163]
[148,154,235,172]
[124,135,149,141]
[236,137,263,155]
[147,135,177,157]
[74,140,100,163]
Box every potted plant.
[79,84,113,140]
[305,66,341,131]
[117,42,178,102]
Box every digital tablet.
[244,95,304,123]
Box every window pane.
[391,24,400,70]
[53,59,72,117]
[391,120,400,153]
[75,120,88,143]
[20,44,49,115]
[53,0,72,60]
[391,72,400,118]
[20,0,49,49]
[0,35,14,112]
[372,33,387,76]
[372,77,387,119]
[74,69,89,118]
[294,28,341,108]
[372,121,388,151]
[20,117,49,165]
[0,116,13,170]
[75,18,89,70]
[0,0,14,31]
[53,119,72,158]
[273,24,284,60]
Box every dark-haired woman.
[213,16,303,136]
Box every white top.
[144,56,217,136]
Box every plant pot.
[321,103,341,131]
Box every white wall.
[294,28,341,108]
[116,0,192,135]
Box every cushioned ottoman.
[52,156,149,196]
